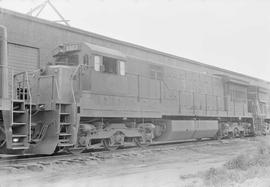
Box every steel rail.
[0,153,73,167]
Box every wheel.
[222,130,228,138]
[134,137,151,148]
[228,131,233,139]
[102,139,119,151]
[102,131,124,151]
[0,126,6,148]
[136,123,154,147]
[79,136,92,149]
[212,131,221,140]
[233,127,240,137]
[239,131,244,138]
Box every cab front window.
[55,53,79,66]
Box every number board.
[53,43,80,56]
[65,44,80,52]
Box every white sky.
[0,0,270,81]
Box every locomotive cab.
[52,42,126,72]
[47,42,127,105]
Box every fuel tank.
[154,120,219,141]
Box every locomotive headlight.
[12,138,19,143]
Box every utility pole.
[27,0,70,26]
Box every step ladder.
[57,103,74,148]
[7,99,29,150]
[5,71,31,150]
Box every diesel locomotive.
[0,25,270,155]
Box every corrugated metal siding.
[7,43,39,73]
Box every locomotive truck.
[0,25,270,155]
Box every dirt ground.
[1,136,270,187]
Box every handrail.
[54,79,60,100]
[25,72,32,141]
[71,64,82,105]
[11,69,14,130]
[70,64,82,133]
[14,71,28,76]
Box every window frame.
[102,56,118,74]
[93,54,126,76]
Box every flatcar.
[0,24,270,155]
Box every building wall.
[0,8,269,89]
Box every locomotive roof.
[1,8,269,86]
[84,43,127,60]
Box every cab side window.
[103,56,117,74]
[93,55,125,76]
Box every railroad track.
[0,153,74,167]
[0,137,255,167]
